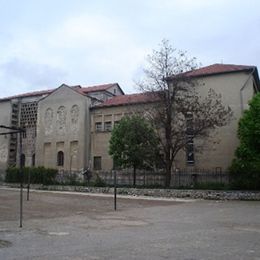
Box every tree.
[230,93,260,189]
[109,115,159,186]
[137,39,233,187]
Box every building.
[0,64,259,179]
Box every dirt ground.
[0,188,260,260]
[0,187,180,222]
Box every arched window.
[57,151,64,166]
[32,154,35,166]
[21,154,25,167]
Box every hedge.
[5,166,58,185]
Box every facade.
[0,64,259,179]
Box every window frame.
[93,156,102,170]
[57,151,64,166]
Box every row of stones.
[2,183,260,200]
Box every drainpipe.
[240,67,255,113]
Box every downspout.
[240,67,255,113]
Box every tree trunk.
[133,166,136,187]
[165,159,172,188]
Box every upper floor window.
[104,121,112,131]
[186,138,194,165]
[95,122,102,132]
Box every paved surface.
[0,188,260,260]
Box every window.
[114,121,120,127]
[186,112,193,135]
[93,156,102,170]
[21,154,25,167]
[57,151,64,166]
[22,130,27,139]
[104,121,112,131]
[32,154,35,166]
[186,138,194,165]
[95,122,102,132]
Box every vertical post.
[19,132,23,228]
[27,167,30,201]
[113,170,117,211]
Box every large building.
[0,64,259,179]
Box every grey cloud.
[0,58,67,87]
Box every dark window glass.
[57,151,64,166]
[93,156,102,170]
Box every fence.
[97,169,230,188]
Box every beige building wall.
[174,71,256,171]
[91,104,145,171]
[0,101,12,177]
[91,71,257,173]
[36,85,92,172]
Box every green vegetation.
[230,93,260,190]
[5,166,58,185]
[109,115,159,186]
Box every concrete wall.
[174,71,256,171]
[36,85,92,172]
[91,103,145,171]
[91,71,256,173]
[0,101,11,177]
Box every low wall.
[1,183,260,200]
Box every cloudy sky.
[0,0,259,98]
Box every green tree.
[109,115,159,186]
[230,93,260,189]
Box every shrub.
[92,175,106,187]
[229,159,260,190]
[5,166,58,185]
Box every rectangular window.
[186,112,193,135]
[114,121,120,127]
[95,122,102,132]
[186,138,194,165]
[104,121,112,131]
[93,156,102,170]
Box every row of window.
[95,121,119,132]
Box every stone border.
[1,183,260,200]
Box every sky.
[0,0,259,98]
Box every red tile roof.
[0,83,119,101]
[81,83,118,93]
[95,92,159,108]
[182,63,255,78]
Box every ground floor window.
[21,154,25,167]
[32,153,35,166]
[57,151,64,166]
[93,156,102,170]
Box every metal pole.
[27,167,30,201]
[113,170,117,211]
[19,132,23,228]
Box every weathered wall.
[91,71,256,173]
[0,101,11,178]
[36,85,92,172]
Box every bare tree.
[137,39,233,187]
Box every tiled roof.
[95,92,159,108]
[0,83,119,101]
[81,83,118,93]
[182,63,255,78]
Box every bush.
[92,175,106,187]
[229,159,260,190]
[5,166,58,185]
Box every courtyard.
[0,188,259,260]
